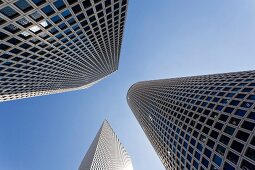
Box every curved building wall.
[0,0,128,101]
[127,70,255,170]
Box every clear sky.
[1,0,255,170]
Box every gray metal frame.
[128,70,255,170]
[0,0,128,101]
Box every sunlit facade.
[0,0,128,101]
[79,120,133,170]
[128,70,255,170]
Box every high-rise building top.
[127,70,255,170]
[79,120,133,170]
[0,0,128,101]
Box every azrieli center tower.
[79,120,133,170]
[0,0,128,101]
[128,70,255,170]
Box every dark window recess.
[82,0,91,9]
[235,109,246,117]
[210,130,219,138]
[224,107,234,114]
[4,24,20,33]
[248,112,255,120]
[214,122,223,130]
[248,95,255,100]
[241,160,255,170]
[202,157,209,168]
[0,32,8,40]
[72,4,81,14]
[230,140,244,153]
[227,151,239,164]
[219,114,228,121]
[220,135,230,145]
[0,43,10,50]
[223,162,235,170]
[236,93,246,99]
[32,0,46,6]
[230,100,240,106]
[7,38,21,45]
[241,121,255,131]
[235,130,249,142]
[245,147,255,161]
[207,139,215,149]
[66,0,77,5]
[216,145,225,156]
[229,117,240,126]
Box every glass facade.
[128,70,255,170]
[0,0,128,101]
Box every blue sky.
[1,0,255,170]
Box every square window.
[248,95,255,101]
[241,101,253,108]
[0,6,19,19]
[54,0,66,10]
[202,157,209,168]
[216,145,225,156]
[241,121,255,131]
[29,25,41,33]
[0,32,8,40]
[248,112,255,120]
[4,24,20,33]
[220,135,230,145]
[207,139,215,149]
[223,162,235,170]
[40,20,50,28]
[213,154,222,167]
[15,0,32,12]
[42,5,55,15]
[83,0,92,8]
[17,18,31,28]
[7,38,21,45]
[214,122,223,130]
[231,140,244,153]
[235,109,246,117]
[72,4,81,14]
[51,15,62,24]
[229,117,240,126]
[241,160,255,170]
[30,11,43,21]
[245,147,255,161]
[32,0,45,6]
[236,130,249,142]
[0,44,10,51]
[61,10,71,18]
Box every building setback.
[0,0,128,101]
[79,120,133,170]
[127,70,255,170]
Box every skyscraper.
[79,120,133,170]
[0,0,128,101]
[127,70,255,170]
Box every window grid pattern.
[0,0,128,101]
[127,70,255,170]
[79,120,133,170]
